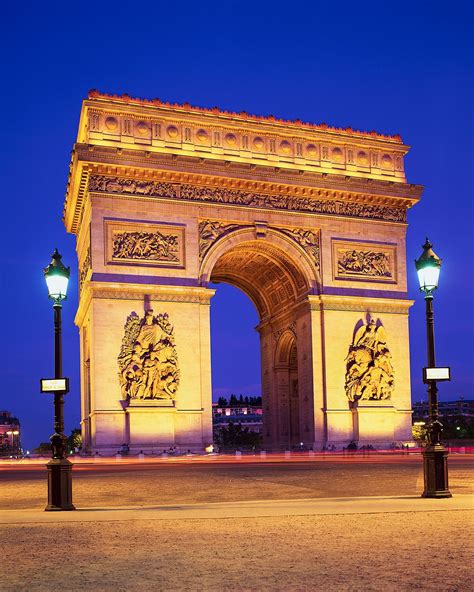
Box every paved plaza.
[0,453,473,591]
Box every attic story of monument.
[64,91,423,453]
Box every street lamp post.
[415,238,451,498]
[43,248,75,511]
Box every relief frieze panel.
[88,175,407,223]
[89,175,179,197]
[113,231,179,262]
[333,240,397,283]
[105,219,185,268]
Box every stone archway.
[201,232,317,449]
[66,91,419,454]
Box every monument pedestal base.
[352,401,396,445]
[325,409,353,445]
[127,399,174,407]
[126,405,176,450]
[87,405,211,454]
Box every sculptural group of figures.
[118,310,179,400]
[345,319,394,402]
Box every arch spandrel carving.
[198,221,321,274]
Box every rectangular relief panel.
[332,239,397,284]
[104,219,185,268]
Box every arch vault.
[65,91,423,453]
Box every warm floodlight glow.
[44,248,70,302]
[415,238,441,295]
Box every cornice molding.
[77,94,411,196]
[73,144,422,198]
[308,294,414,314]
[64,144,423,233]
[74,282,215,327]
[87,90,405,143]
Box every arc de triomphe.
[64,90,422,453]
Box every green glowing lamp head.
[415,238,441,296]
[44,248,70,302]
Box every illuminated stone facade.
[64,91,422,453]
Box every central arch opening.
[210,240,308,321]
[210,283,261,449]
[205,236,314,450]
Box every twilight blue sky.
[1,1,472,449]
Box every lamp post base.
[422,444,452,498]
[45,458,75,511]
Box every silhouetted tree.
[217,421,262,449]
[67,428,82,452]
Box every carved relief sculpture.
[89,175,407,223]
[333,241,396,282]
[118,310,180,401]
[105,220,185,267]
[273,322,297,342]
[79,246,91,293]
[345,319,394,402]
[198,220,242,259]
[199,221,320,271]
[113,230,179,262]
[339,250,391,278]
[279,228,320,271]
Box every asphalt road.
[0,453,472,509]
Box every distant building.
[0,411,21,455]
[413,399,474,421]
[212,403,263,437]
